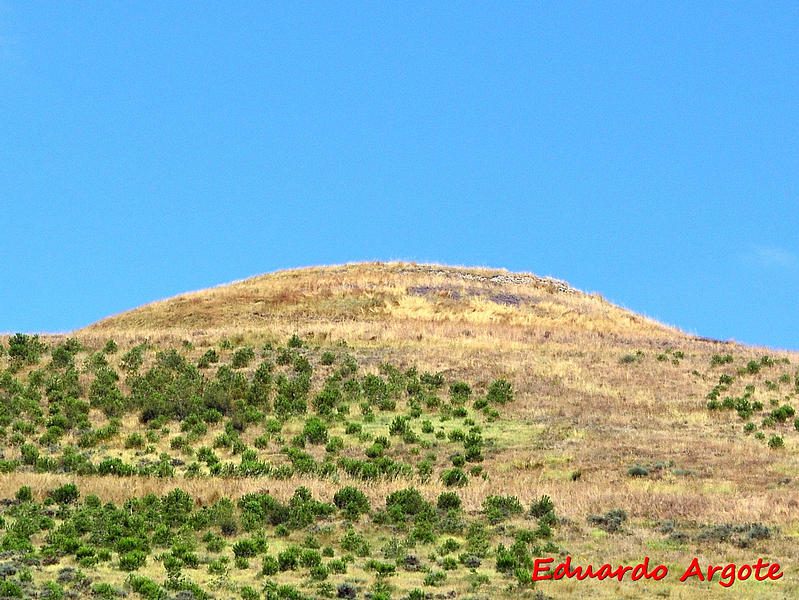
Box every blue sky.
[1,3,798,349]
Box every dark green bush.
[437,492,461,511]
[233,539,259,558]
[232,347,256,369]
[440,468,468,487]
[278,546,301,570]
[15,486,33,502]
[303,417,328,445]
[486,379,513,405]
[771,404,795,422]
[0,581,23,598]
[333,486,370,517]
[449,382,471,404]
[768,435,784,449]
[9,333,47,364]
[482,495,523,523]
[529,495,555,519]
[119,550,148,571]
[49,484,79,504]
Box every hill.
[0,262,796,599]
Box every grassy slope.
[3,261,798,599]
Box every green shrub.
[261,555,279,576]
[320,351,336,365]
[303,417,329,445]
[233,539,260,558]
[423,571,447,586]
[15,486,33,503]
[434,492,460,512]
[300,549,321,568]
[340,528,370,557]
[119,550,148,571]
[365,559,396,576]
[278,546,301,570]
[333,486,370,517]
[486,379,513,404]
[328,559,347,574]
[627,465,649,477]
[771,404,795,422]
[0,581,23,598]
[241,586,260,600]
[449,382,472,403]
[529,495,555,518]
[711,354,733,366]
[482,495,523,523]
[768,435,784,449]
[197,349,219,368]
[42,581,65,600]
[128,576,163,600]
[8,333,47,364]
[232,347,255,369]
[49,483,79,504]
[20,443,39,465]
[440,468,468,487]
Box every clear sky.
[2,3,798,349]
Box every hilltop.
[83,262,680,342]
[0,262,796,599]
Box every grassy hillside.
[0,262,796,599]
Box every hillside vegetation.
[0,262,796,599]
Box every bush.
[333,486,370,517]
[437,492,461,511]
[587,509,627,533]
[627,465,649,477]
[337,583,357,600]
[768,435,784,449]
[0,581,23,598]
[232,347,255,369]
[15,486,33,503]
[233,539,259,558]
[320,351,336,365]
[303,417,329,445]
[449,382,472,403]
[389,415,409,436]
[771,404,795,422]
[49,483,79,504]
[440,468,468,487]
[328,559,347,574]
[42,581,64,600]
[529,495,555,519]
[128,576,162,600]
[241,586,260,600]
[423,571,447,586]
[261,555,279,576]
[119,550,148,571]
[278,546,301,570]
[20,443,39,465]
[482,495,523,523]
[8,333,47,364]
[486,379,513,405]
